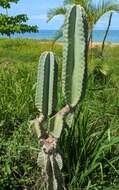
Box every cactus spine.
[62,5,88,108]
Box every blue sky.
[0,0,119,30]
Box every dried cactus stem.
[56,104,71,118]
[29,115,45,138]
[40,135,65,190]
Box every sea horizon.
[0,29,119,43]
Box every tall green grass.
[0,39,119,189]
[62,75,119,189]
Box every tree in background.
[47,0,119,46]
[0,0,38,37]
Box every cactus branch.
[50,105,71,138]
[62,5,88,108]
[35,52,58,117]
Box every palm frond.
[47,7,67,22]
[47,0,119,36]
[52,25,64,47]
[64,0,93,9]
[54,25,63,42]
[92,0,119,23]
[64,0,75,5]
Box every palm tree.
[47,0,119,45]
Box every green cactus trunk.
[62,5,88,108]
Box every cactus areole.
[30,5,88,190]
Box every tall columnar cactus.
[62,5,88,108]
[30,5,88,190]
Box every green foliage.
[0,39,119,189]
[0,0,19,9]
[0,39,62,190]
[0,0,38,37]
[0,123,41,190]
[0,14,28,24]
[61,102,119,189]
[47,7,67,22]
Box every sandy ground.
[42,40,119,48]
[89,42,119,48]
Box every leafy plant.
[0,0,38,37]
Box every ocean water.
[1,30,119,43]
